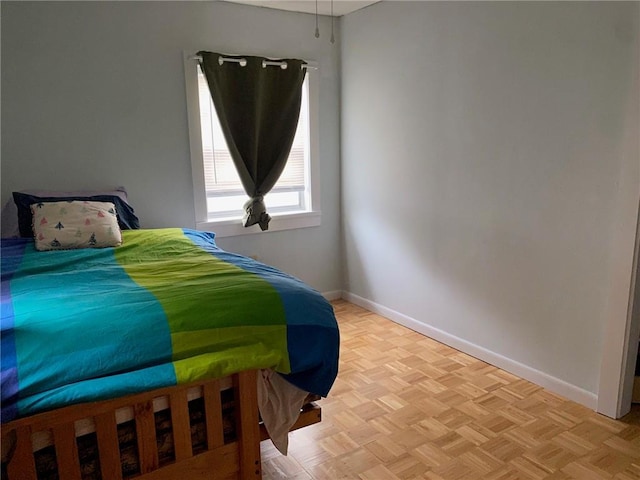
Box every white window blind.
[197,66,309,217]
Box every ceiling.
[222,0,380,17]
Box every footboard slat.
[169,390,192,461]
[135,400,159,474]
[95,411,123,480]
[204,380,224,449]
[52,422,82,480]
[7,426,37,480]
[235,370,261,479]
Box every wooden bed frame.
[1,370,321,480]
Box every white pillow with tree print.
[31,200,122,251]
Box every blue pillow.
[13,192,140,238]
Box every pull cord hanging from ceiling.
[315,0,320,38]
[315,0,336,44]
[330,0,335,44]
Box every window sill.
[196,211,321,238]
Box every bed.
[1,199,340,480]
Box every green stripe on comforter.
[115,229,290,381]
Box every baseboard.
[322,290,343,301]
[341,291,598,411]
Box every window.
[184,53,320,237]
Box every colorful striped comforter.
[1,228,339,423]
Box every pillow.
[13,192,139,238]
[32,201,122,251]
[1,188,130,238]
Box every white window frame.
[183,51,321,237]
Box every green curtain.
[198,51,307,231]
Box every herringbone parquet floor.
[261,300,640,479]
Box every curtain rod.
[190,54,318,70]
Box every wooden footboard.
[2,370,266,480]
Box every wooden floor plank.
[262,300,640,479]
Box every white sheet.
[257,369,310,455]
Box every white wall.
[341,1,639,401]
[1,1,342,292]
